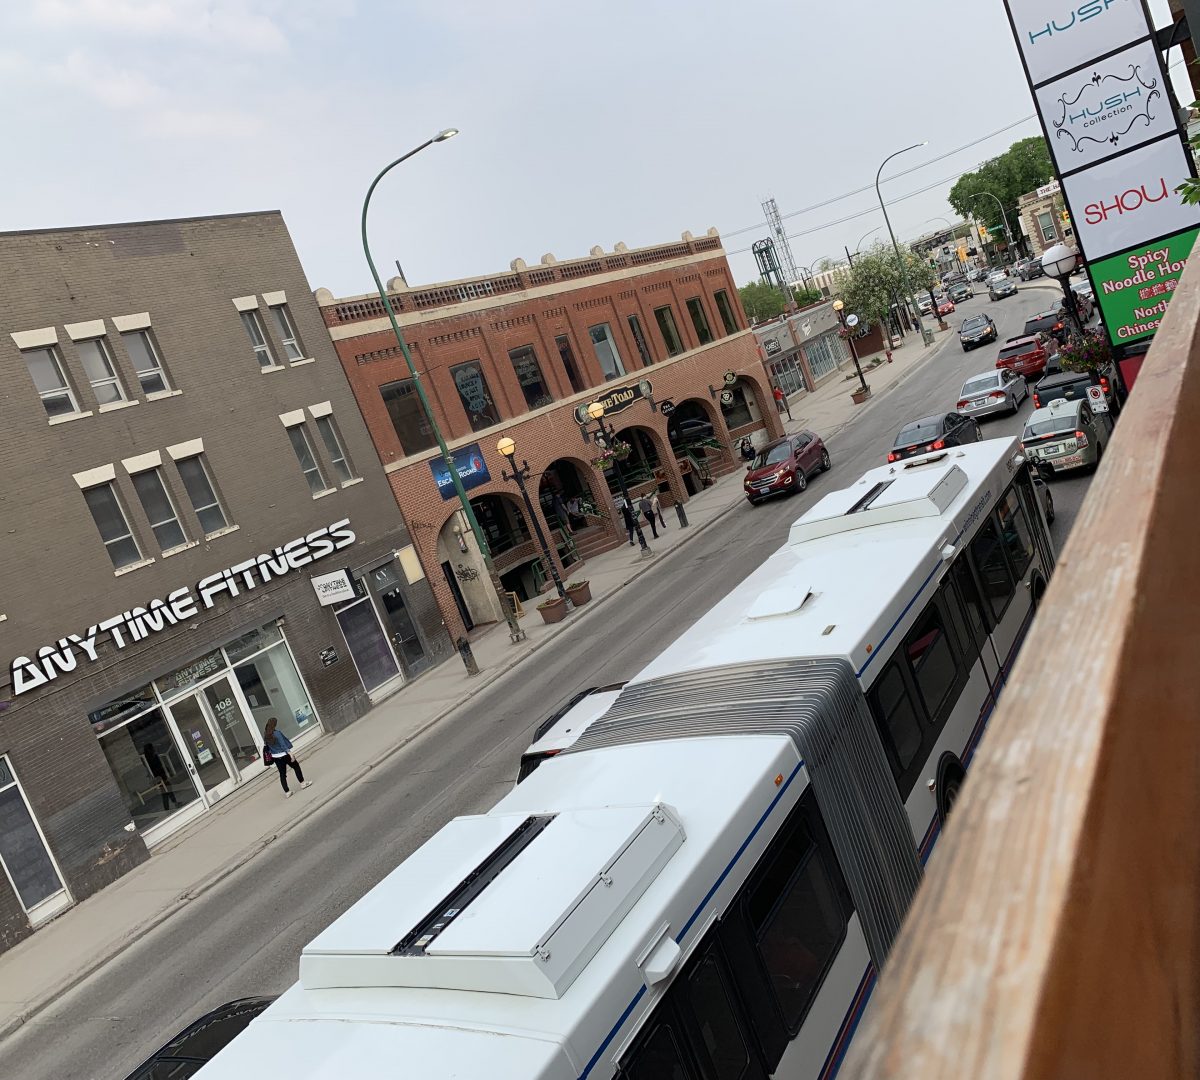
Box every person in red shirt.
[772,383,793,421]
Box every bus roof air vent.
[299,804,685,1000]
[747,583,813,620]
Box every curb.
[0,478,750,1045]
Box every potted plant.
[536,595,568,624]
[565,580,592,606]
[851,385,872,405]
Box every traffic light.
[978,224,991,243]
[1060,209,1070,225]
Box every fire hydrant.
[885,349,894,363]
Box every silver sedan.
[956,368,1029,419]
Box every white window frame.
[131,467,189,552]
[287,424,329,496]
[588,322,626,381]
[83,481,143,569]
[240,310,276,368]
[122,329,171,395]
[315,414,354,484]
[1037,211,1057,244]
[23,344,80,417]
[175,454,229,536]
[271,304,304,362]
[0,756,70,924]
[76,336,127,405]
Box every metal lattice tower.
[762,196,803,293]
[752,239,787,295]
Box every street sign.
[659,399,676,416]
[1087,385,1109,413]
[845,314,860,328]
[722,370,738,386]
[720,390,735,405]
[1089,227,1199,345]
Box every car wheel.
[1044,491,1055,524]
[974,422,982,441]
[820,449,831,471]
[795,470,807,493]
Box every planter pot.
[851,387,872,405]
[565,581,592,606]
[537,597,568,624]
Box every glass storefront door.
[167,694,236,800]
[203,676,262,774]
[335,596,402,694]
[368,563,428,676]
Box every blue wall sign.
[430,444,491,501]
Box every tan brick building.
[319,230,785,637]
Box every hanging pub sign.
[573,380,652,424]
[8,519,356,697]
[1001,0,1200,350]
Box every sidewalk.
[0,324,957,1041]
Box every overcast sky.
[0,0,1190,296]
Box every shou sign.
[1002,0,1200,345]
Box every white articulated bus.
[198,438,1054,1080]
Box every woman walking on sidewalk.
[264,717,310,798]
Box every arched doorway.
[436,509,504,633]
[537,457,605,576]
[610,426,661,496]
[668,397,732,481]
[722,375,778,448]
[470,492,546,603]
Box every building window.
[83,482,142,568]
[77,338,126,405]
[554,335,586,395]
[271,304,304,361]
[176,455,229,534]
[450,360,501,431]
[686,297,714,345]
[240,310,275,368]
[769,354,807,397]
[131,468,188,551]
[315,415,355,484]
[588,323,626,381]
[121,330,171,395]
[654,306,685,357]
[714,289,740,335]
[509,345,554,410]
[1037,211,1057,244]
[627,314,653,366]
[0,757,66,915]
[287,424,328,495]
[804,332,845,382]
[22,345,79,417]
[380,378,437,455]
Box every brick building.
[318,230,785,636]
[752,300,856,401]
[0,212,449,953]
[1019,182,1072,259]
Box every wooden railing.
[841,258,1200,1077]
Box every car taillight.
[1100,376,1110,392]
[1033,393,1041,408]
[1075,430,1089,448]
[887,451,899,462]
[957,399,969,409]
[932,439,945,450]
[989,391,1005,400]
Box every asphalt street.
[5,281,1102,1080]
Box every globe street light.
[876,141,933,347]
[1041,244,1085,339]
[833,300,870,395]
[360,129,525,645]
[584,401,651,557]
[496,437,573,612]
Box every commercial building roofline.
[0,209,284,239]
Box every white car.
[516,682,624,781]
[957,368,1029,418]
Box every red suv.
[744,430,831,504]
[996,333,1053,380]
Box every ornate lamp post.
[584,402,651,557]
[496,437,573,612]
[1040,244,1085,340]
[832,300,870,397]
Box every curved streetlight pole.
[971,191,1016,263]
[876,141,932,347]
[361,129,526,645]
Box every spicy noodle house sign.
[8,519,356,697]
[1002,0,1200,345]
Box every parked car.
[1032,365,1119,414]
[959,313,998,350]
[947,281,973,303]
[936,298,957,317]
[996,333,1054,380]
[668,417,715,444]
[988,274,1018,300]
[1020,398,1109,475]
[125,997,276,1079]
[517,682,625,782]
[957,368,1029,418]
[1023,308,1069,345]
[744,430,830,503]
[887,412,982,462]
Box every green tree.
[948,136,1053,245]
[840,245,904,340]
[738,279,788,322]
[792,286,824,307]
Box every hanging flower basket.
[590,441,632,470]
[1058,329,1113,374]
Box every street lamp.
[832,300,870,396]
[970,192,1015,264]
[360,129,526,645]
[876,141,933,347]
[496,437,573,612]
[1041,244,1085,340]
[584,401,652,557]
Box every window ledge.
[161,540,199,558]
[340,477,364,489]
[204,524,240,541]
[289,357,317,367]
[48,410,94,426]
[312,487,339,500]
[99,399,139,413]
[146,388,182,402]
[114,557,155,577]
[260,364,286,374]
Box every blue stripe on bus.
[818,965,878,1080]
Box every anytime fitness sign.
[8,519,356,697]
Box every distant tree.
[792,286,824,307]
[738,279,788,322]
[948,136,1053,246]
[840,245,904,341]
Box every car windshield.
[962,375,998,396]
[998,342,1035,359]
[754,442,793,468]
[894,418,942,446]
[962,317,988,330]
[1023,415,1077,439]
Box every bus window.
[996,489,1035,579]
[949,555,990,651]
[621,1021,698,1080]
[969,517,1016,622]
[867,661,924,782]
[905,602,960,721]
[684,952,758,1080]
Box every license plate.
[1045,442,1075,457]
[1055,454,1083,468]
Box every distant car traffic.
[125,998,276,1080]
[918,295,935,315]
[1032,365,1119,414]
[996,333,1054,380]
[988,274,1018,300]
[744,430,831,504]
[959,313,998,350]
[517,683,625,781]
[887,412,982,462]
[947,281,973,303]
[936,298,957,316]
[1023,308,1069,345]
[1020,398,1109,475]
[1015,258,1045,281]
[957,368,1029,418]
